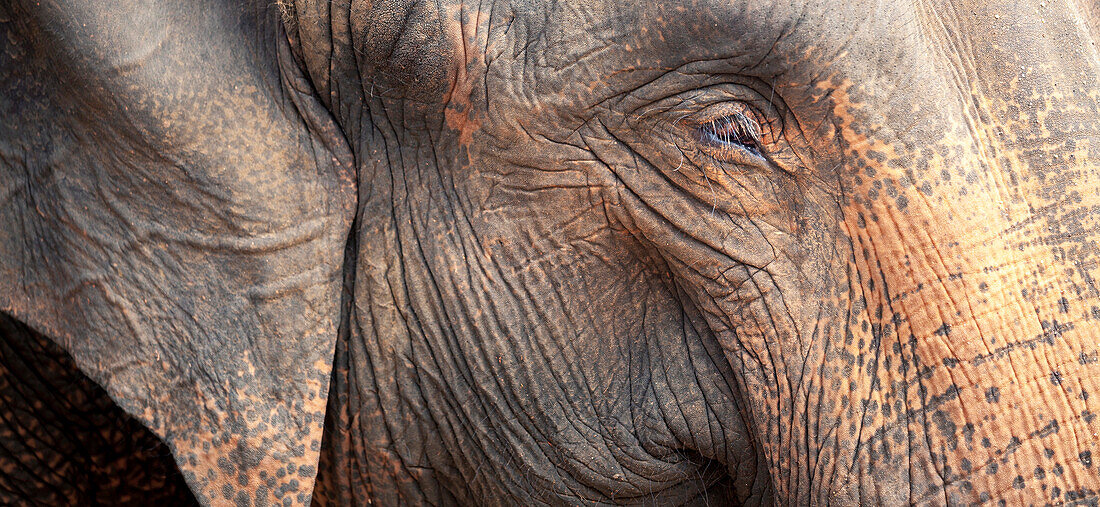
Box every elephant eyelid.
[698,112,764,156]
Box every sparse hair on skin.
[703,111,763,153]
[274,0,296,27]
[723,111,763,148]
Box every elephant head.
[4,0,1100,504]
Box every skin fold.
[4,0,1100,504]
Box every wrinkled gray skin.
[5,0,1100,505]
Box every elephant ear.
[0,1,354,505]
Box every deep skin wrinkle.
[300,0,1100,503]
[4,0,1100,504]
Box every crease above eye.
[699,111,763,156]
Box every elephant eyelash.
[698,111,764,157]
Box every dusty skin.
[4,0,1100,505]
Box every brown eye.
[699,111,763,156]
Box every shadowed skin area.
[0,312,199,505]
[5,0,1100,505]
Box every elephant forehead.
[289,0,1100,104]
[499,1,1093,113]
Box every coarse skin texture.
[0,1,356,505]
[4,0,1100,505]
[0,312,198,505]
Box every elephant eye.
[698,111,763,157]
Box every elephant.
[4,0,1100,504]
